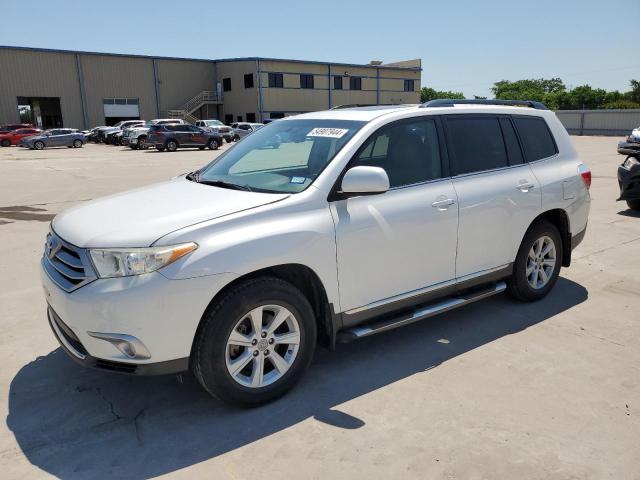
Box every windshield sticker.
[290,176,307,184]
[307,127,349,138]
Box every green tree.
[420,87,465,103]
[628,79,640,104]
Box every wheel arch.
[525,208,572,267]
[192,263,339,358]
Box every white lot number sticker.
[307,127,349,138]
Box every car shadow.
[617,208,640,218]
[7,277,587,479]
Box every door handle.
[516,181,535,192]
[431,198,455,209]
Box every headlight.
[623,156,639,170]
[89,242,197,278]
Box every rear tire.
[192,277,317,407]
[1,139,10,147]
[34,141,45,150]
[626,199,640,210]
[166,140,178,152]
[208,138,220,150]
[507,221,562,302]
[73,139,83,148]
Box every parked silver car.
[230,122,264,141]
[19,129,86,150]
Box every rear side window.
[499,118,524,165]
[445,117,508,175]
[513,116,557,161]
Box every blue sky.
[1,0,638,98]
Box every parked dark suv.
[148,124,223,152]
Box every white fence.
[555,109,640,136]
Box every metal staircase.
[167,91,222,123]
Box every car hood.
[52,177,289,248]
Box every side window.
[513,116,557,161]
[499,118,524,165]
[353,118,442,188]
[268,73,283,88]
[445,116,508,175]
[222,78,232,92]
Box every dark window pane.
[224,114,233,124]
[244,73,254,89]
[246,113,256,122]
[499,118,524,165]
[300,74,314,89]
[114,98,126,105]
[349,76,362,90]
[446,117,508,174]
[354,118,442,188]
[223,78,232,92]
[404,80,414,92]
[268,73,283,88]
[237,115,243,122]
[334,76,343,90]
[513,117,557,161]
[270,112,285,119]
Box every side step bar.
[337,281,507,343]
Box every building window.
[224,114,233,124]
[349,76,362,90]
[244,73,254,89]
[237,115,243,122]
[268,73,283,88]
[300,74,314,89]
[246,113,256,122]
[270,112,285,119]
[223,78,232,92]
[404,79,415,92]
[334,76,343,90]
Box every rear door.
[443,115,541,279]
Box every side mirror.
[340,166,390,195]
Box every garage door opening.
[103,98,140,126]
[17,97,63,129]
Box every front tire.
[192,277,317,407]
[626,199,640,210]
[34,141,45,150]
[73,139,83,148]
[208,138,220,150]
[507,221,562,302]
[1,139,10,147]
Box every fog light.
[87,332,151,359]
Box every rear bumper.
[571,226,587,250]
[617,164,640,201]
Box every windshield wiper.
[198,179,253,192]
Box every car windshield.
[206,120,223,126]
[197,119,365,193]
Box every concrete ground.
[0,138,638,479]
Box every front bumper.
[617,140,640,156]
[617,163,640,201]
[41,260,234,373]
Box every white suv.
[41,100,590,406]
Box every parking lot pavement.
[0,137,638,479]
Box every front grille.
[43,231,97,292]
[49,307,88,357]
[219,127,231,133]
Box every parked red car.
[0,123,35,133]
[0,128,42,147]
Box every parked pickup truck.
[195,119,234,143]
[41,100,590,406]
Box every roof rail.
[420,99,549,110]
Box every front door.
[331,116,458,318]
[443,115,542,278]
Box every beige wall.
[216,60,259,122]
[0,49,84,127]
[80,54,156,126]
[156,59,216,116]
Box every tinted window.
[445,117,508,174]
[222,78,232,92]
[244,73,254,89]
[334,76,343,90]
[499,118,524,165]
[300,74,314,89]
[354,118,442,188]
[350,77,362,90]
[268,73,283,88]
[513,117,557,161]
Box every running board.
[337,281,507,343]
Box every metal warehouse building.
[0,46,422,129]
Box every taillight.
[578,163,591,189]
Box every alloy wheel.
[526,235,556,289]
[225,304,301,388]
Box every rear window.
[513,117,557,161]
[445,116,508,175]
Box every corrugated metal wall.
[156,59,216,117]
[556,110,640,136]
